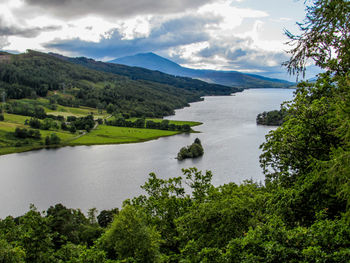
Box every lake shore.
[0,121,202,156]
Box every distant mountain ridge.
[111,52,295,89]
[0,50,242,118]
[51,53,241,96]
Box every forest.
[51,54,242,96]
[0,50,240,119]
[0,46,228,154]
[1,0,350,262]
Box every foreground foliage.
[1,0,349,262]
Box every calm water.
[0,89,294,218]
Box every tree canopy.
[1,0,350,262]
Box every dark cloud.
[0,18,61,38]
[44,14,220,58]
[193,39,291,77]
[0,36,9,49]
[23,0,216,19]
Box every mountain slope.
[111,52,295,89]
[51,53,241,96]
[0,50,240,118]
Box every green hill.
[0,50,241,118]
[50,53,242,96]
[111,52,295,89]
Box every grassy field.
[117,117,202,127]
[0,99,202,155]
[69,125,178,145]
[0,113,77,155]
[150,118,202,127]
[3,113,30,124]
[47,105,108,119]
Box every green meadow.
[69,125,179,145]
[0,100,201,155]
[47,105,108,119]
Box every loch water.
[0,89,294,217]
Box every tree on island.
[256,109,286,126]
[177,138,204,160]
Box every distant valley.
[111,52,295,89]
[0,50,238,155]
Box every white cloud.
[0,0,310,80]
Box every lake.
[0,88,294,218]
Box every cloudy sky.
[0,0,320,80]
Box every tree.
[261,0,350,186]
[194,138,202,145]
[47,203,87,247]
[69,124,76,133]
[29,118,41,129]
[134,118,145,128]
[259,0,350,234]
[87,208,98,225]
[160,120,169,130]
[53,242,111,263]
[45,133,61,145]
[14,128,28,138]
[177,181,266,262]
[284,0,350,77]
[177,138,204,160]
[98,205,161,262]
[182,124,191,132]
[97,209,119,228]
[256,110,285,126]
[0,239,25,263]
[189,142,204,157]
[16,205,55,263]
[51,133,60,144]
[97,102,104,114]
[106,103,116,114]
[45,136,50,145]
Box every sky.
[0,0,321,80]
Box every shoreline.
[0,122,202,156]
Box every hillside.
[111,52,295,89]
[51,53,241,96]
[0,50,239,118]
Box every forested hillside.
[1,0,350,262]
[0,50,239,118]
[51,53,241,95]
[111,52,295,89]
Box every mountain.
[0,50,240,118]
[111,53,295,89]
[51,53,241,96]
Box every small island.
[0,102,202,156]
[256,109,285,126]
[177,138,204,160]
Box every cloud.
[165,34,293,80]
[44,14,220,58]
[22,0,217,19]
[0,18,61,38]
[41,9,295,79]
[2,0,310,80]
[0,36,9,49]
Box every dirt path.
[69,114,112,141]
